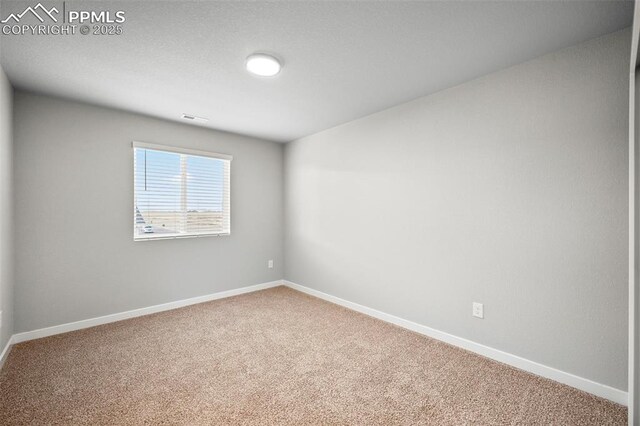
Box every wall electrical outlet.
[0,310,3,329]
[472,302,484,319]
[268,260,273,269]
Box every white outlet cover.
[268,260,273,269]
[472,302,484,319]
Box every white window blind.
[133,142,231,241]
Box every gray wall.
[633,65,640,424]
[0,63,13,350]
[13,92,284,333]
[284,30,630,390]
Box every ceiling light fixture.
[246,53,282,77]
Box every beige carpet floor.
[0,286,627,425]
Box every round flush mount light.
[246,53,282,77]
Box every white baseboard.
[283,280,628,406]
[0,335,13,370]
[5,278,628,406]
[11,280,283,344]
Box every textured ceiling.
[0,0,634,142]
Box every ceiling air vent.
[181,113,209,122]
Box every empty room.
[1,0,639,424]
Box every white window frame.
[132,141,232,241]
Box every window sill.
[134,232,231,242]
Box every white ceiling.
[0,0,633,142]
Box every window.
[133,142,231,240]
